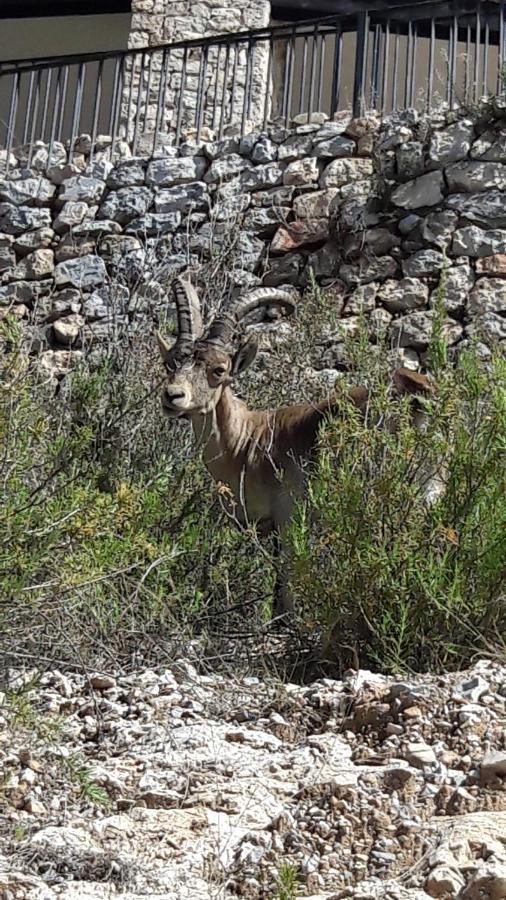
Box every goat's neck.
[188,386,256,466]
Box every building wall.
[0,14,131,61]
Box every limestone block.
[204,154,252,183]
[446,191,506,227]
[466,312,506,342]
[429,263,474,315]
[402,249,446,278]
[391,171,444,209]
[428,120,474,166]
[58,176,106,204]
[107,163,146,189]
[270,219,328,253]
[98,187,154,225]
[469,277,506,316]
[146,157,207,187]
[396,141,425,179]
[378,277,429,312]
[446,161,506,193]
[312,135,355,159]
[154,182,208,214]
[0,206,52,235]
[125,212,181,235]
[54,255,107,290]
[293,189,339,219]
[251,138,278,164]
[53,202,89,234]
[239,163,285,191]
[452,225,506,257]
[0,176,55,206]
[390,310,462,349]
[11,249,55,281]
[320,157,373,188]
[14,227,54,257]
[283,158,319,186]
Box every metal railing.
[0,1,505,170]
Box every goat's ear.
[157,331,173,365]
[231,336,258,376]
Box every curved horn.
[207,288,296,345]
[172,275,203,351]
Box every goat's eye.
[213,366,227,378]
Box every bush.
[1,263,504,677]
[0,313,275,673]
[286,324,506,674]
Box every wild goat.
[158,276,436,615]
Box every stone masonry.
[1,103,506,383]
[121,0,272,141]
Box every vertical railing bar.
[427,17,435,110]
[281,30,292,120]
[451,15,458,108]
[299,35,308,115]
[262,38,274,137]
[474,4,481,103]
[330,19,342,116]
[405,20,412,107]
[142,51,154,134]
[241,39,253,135]
[465,22,471,103]
[27,69,42,168]
[284,27,296,127]
[229,41,239,123]
[212,45,222,132]
[219,42,232,138]
[47,66,63,173]
[22,71,35,146]
[353,11,369,117]
[132,52,145,155]
[381,20,390,113]
[5,71,20,174]
[90,59,104,163]
[446,21,452,104]
[316,33,326,113]
[40,68,52,142]
[483,17,489,97]
[56,64,69,143]
[392,28,399,109]
[125,54,137,144]
[153,48,169,154]
[410,22,417,107]
[69,62,85,164]
[370,23,380,108]
[307,24,319,118]
[196,43,209,142]
[111,55,125,160]
[175,46,188,146]
[497,3,505,95]
[246,41,255,121]
[108,57,120,135]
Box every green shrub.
[286,327,506,673]
[0,315,274,671]
[1,263,504,677]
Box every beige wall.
[0,14,131,61]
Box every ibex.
[157,276,436,615]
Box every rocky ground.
[1,657,505,900]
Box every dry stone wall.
[1,103,506,383]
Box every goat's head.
[157,276,296,419]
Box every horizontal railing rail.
[0,2,505,172]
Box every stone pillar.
[121,0,272,144]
